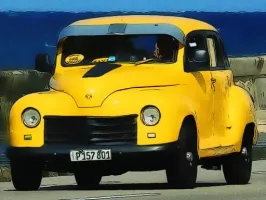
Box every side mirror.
[35,53,54,74]
[193,49,209,63]
[184,49,210,72]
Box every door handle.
[211,78,216,83]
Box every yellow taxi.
[6,15,258,190]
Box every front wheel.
[222,143,252,185]
[166,120,198,189]
[10,160,43,191]
[223,126,253,185]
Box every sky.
[1,0,266,12]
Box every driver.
[153,35,177,61]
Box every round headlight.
[22,108,41,128]
[141,106,161,126]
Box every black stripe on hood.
[83,63,122,78]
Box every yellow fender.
[223,86,258,151]
[102,86,197,145]
[9,91,77,147]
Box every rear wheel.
[166,119,198,189]
[223,127,253,185]
[10,160,42,191]
[74,170,102,189]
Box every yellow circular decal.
[65,54,84,65]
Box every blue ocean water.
[1,11,266,69]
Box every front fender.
[102,86,196,145]
[223,85,258,150]
[9,90,77,147]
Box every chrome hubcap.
[186,152,193,162]
[241,147,250,162]
[241,147,248,156]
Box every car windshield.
[61,34,179,67]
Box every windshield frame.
[59,34,179,67]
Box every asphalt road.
[1,160,266,200]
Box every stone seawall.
[230,55,266,111]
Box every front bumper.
[5,142,179,173]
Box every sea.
[0,11,266,70]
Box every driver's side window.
[184,31,210,71]
[187,34,206,61]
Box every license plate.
[70,149,112,162]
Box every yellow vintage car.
[6,15,258,191]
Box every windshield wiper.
[134,58,162,66]
[134,58,174,66]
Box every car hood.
[51,63,181,108]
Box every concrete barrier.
[230,55,266,111]
[229,55,266,77]
[0,70,51,139]
[0,167,11,182]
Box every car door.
[184,31,219,149]
[204,31,233,142]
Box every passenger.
[153,35,177,61]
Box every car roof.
[70,15,217,35]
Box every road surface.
[1,160,266,200]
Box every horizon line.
[1,10,266,14]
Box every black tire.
[166,119,198,189]
[222,130,253,185]
[10,160,42,191]
[74,170,102,189]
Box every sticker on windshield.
[65,54,84,65]
[108,56,116,62]
[92,58,109,63]
[189,42,197,47]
